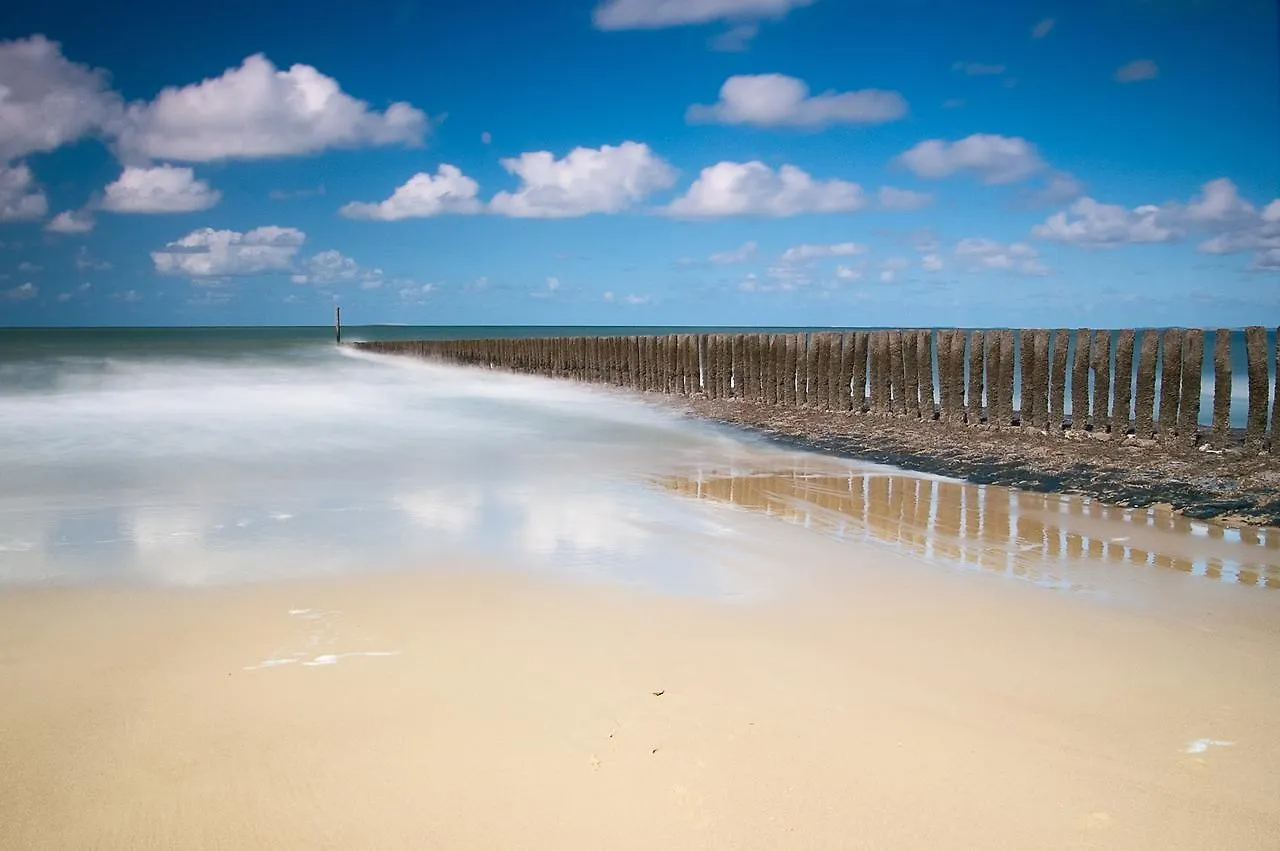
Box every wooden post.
[869,331,887,413]
[826,334,843,410]
[1272,327,1280,452]
[967,331,984,424]
[1245,326,1269,448]
[815,334,831,409]
[335,306,341,343]
[888,330,905,415]
[1212,329,1233,447]
[1019,330,1034,426]
[916,330,934,420]
[902,331,920,418]
[807,334,821,405]
[985,332,1001,426]
[792,335,806,405]
[838,333,854,411]
[783,335,798,406]
[1158,329,1183,440]
[998,330,1015,427]
[1031,330,1050,430]
[950,330,967,425]
[1112,330,1135,435]
[1050,329,1069,432]
[1134,330,1158,438]
[1092,330,1111,433]
[720,334,733,398]
[773,335,787,404]
[1071,329,1091,431]
[936,330,954,421]
[1179,329,1204,446]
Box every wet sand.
[3,507,1279,850]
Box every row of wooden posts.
[355,327,1279,450]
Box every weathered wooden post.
[1272,327,1280,452]
[719,334,733,398]
[916,330,933,420]
[888,330,905,415]
[824,334,841,410]
[1092,330,1111,433]
[1070,329,1091,432]
[967,331,985,424]
[838,333,854,411]
[1019,330,1034,426]
[1134,330,1158,438]
[1245,326,1269,449]
[936,330,954,421]
[1179,329,1204,446]
[902,331,920,418]
[985,332,1001,426]
[791,335,806,405]
[874,331,892,413]
[1049,329,1069,432]
[1211,329,1232,447]
[783,334,798,405]
[814,334,831,409]
[770,335,784,404]
[1111,330,1135,435]
[950,330,967,424]
[1031,330,1050,430]
[335,306,342,343]
[998,330,1015,427]
[1158,329,1183,441]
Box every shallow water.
[1,329,1275,599]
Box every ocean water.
[1,327,1275,595]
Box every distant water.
[0,327,1275,593]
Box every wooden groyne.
[356,328,1278,453]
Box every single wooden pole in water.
[1212,329,1233,447]
[1112,330,1135,436]
[1245,326,1269,449]
[1158,329,1184,441]
[1071,329,1091,432]
[1178,329,1204,447]
[335,307,342,343]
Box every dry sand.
[2,526,1279,850]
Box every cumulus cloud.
[709,241,758,264]
[835,264,863,281]
[489,142,676,218]
[687,74,907,128]
[0,35,121,161]
[1020,171,1084,208]
[2,282,37,300]
[921,253,944,272]
[151,226,305,277]
[291,250,384,288]
[339,165,482,220]
[877,186,933,210]
[45,209,95,233]
[0,163,48,221]
[952,61,1006,76]
[1032,18,1055,38]
[114,54,428,162]
[1115,59,1159,83]
[1031,198,1179,248]
[398,283,437,302]
[955,237,1048,275]
[780,242,866,262]
[665,161,864,218]
[101,164,220,213]
[593,0,816,29]
[896,133,1045,184]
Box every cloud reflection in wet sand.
[654,466,1279,592]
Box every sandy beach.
[3,521,1278,850]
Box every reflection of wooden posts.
[903,331,920,418]
[1091,330,1111,433]
[1158,329,1183,440]
[985,332,1001,426]
[1212,329,1232,446]
[1112,330,1135,435]
[1245,326,1269,448]
[1049,329,1069,432]
[950,330,967,424]
[997,330,1015,427]
[1019,331,1034,425]
[1134,330,1158,438]
[852,332,870,412]
[888,331,905,415]
[967,331,985,424]
[1071,329,1091,431]
[1178,329,1204,446]
[1031,330,1050,429]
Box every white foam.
[301,651,401,667]
[1185,738,1235,754]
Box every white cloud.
[665,161,864,218]
[834,264,863,281]
[489,142,675,218]
[101,164,220,213]
[17,261,39,272]
[481,131,492,145]
[593,0,816,30]
[709,22,759,51]
[780,242,866,262]
[339,165,482,220]
[112,289,141,303]
[531,276,561,298]
[114,53,427,162]
[151,226,305,277]
[1253,249,1280,271]
[0,36,121,161]
[952,61,1006,76]
[687,74,907,128]
[1022,171,1084,207]
[955,238,1048,275]
[1032,18,1055,38]
[398,283,436,302]
[921,253,944,271]
[75,246,111,271]
[709,240,758,264]
[1183,177,1256,227]
[2,282,37,300]
[45,209,95,233]
[1115,59,1159,83]
[57,282,91,302]
[896,133,1045,184]
[290,250,384,287]
[602,290,650,304]
[877,186,933,210]
[1032,197,1178,248]
[0,162,48,221]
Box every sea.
[1,326,1276,593]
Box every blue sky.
[0,0,1277,327]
